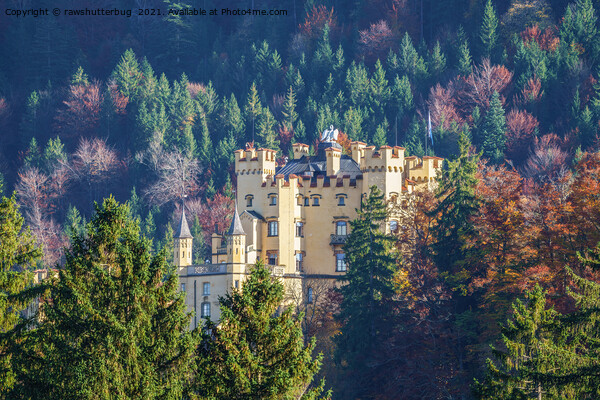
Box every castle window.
[201,302,211,318]
[269,195,277,206]
[390,220,398,233]
[336,253,347,272]
[296,222,304,237]
[180,283,186,292]
[297,196,303,206]
[336,221,347,236]
[246,195,253,207]
[307,287,313,304]
[338,196,345,206]
[312,197,320,206]
[203,282,210,296]
[304,197,310,206]
[267,251,278,265]
[296,252,304,272]
[268,221,278,237]
[234,280,239,289]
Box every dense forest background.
[3,0,600,398]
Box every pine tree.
[335,186,398,398]
[369,60,390,121]
[473,285,560,399]
[312,24,334,84]
[481,91,506,163]
[19,91,41,146]
[398,33,428,85]
[143,210,156,244]
[64,204,85,238]
[282,86,298,131]
[193,261,330,400]
[111,49,143,101]
[457,40,473,76]
[191,216,206,265]
[373,119,388,147]
[197,111,213,166]
[257,107,279,150]
[71,66,89,86]
[221,93,245,141]
[430,131,480,292]
[343,107,364,141]
[23,137,41,170]
[42,136,66,173]
[0,194,42,394]
[244,82,262,143]
[428,41,447,82]
[128,187,142,222]
[480,0,499,60]
[9,198,196,399]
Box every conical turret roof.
[175,204,193,239]
[227,200,245,236]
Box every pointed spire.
[174,203,193,239]
[227,199,245,236]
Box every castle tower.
[174,205,193,269]
[226,200,246,264]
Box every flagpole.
[425,112,428,156]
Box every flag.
[428,111,434,148]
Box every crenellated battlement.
[291,143,309,159]
[358,145,406,173]
[406,156,443,188]
[235,147,277,177]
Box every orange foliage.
[299,6,337,39]
[521,25,559,52]
[358,20,396,64]
[515,77,543,107]
[336,131,352,154]
[55,82,103,137]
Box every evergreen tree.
[42,136,66,173]
[282,86,299,131]
[19,91,41,146]
[23,137,41,170]
[343,107,364,141]
[560,0,599,63]
[481,91,506,163]
[480,0,499,61]
[257,107,279,150]
[0,194,42,395]
[193,262,329,400]
[430,131,480,292]
[457,39,473,76]
[312,24,334,85]
[220,93,245,141]
[142,210,156,244]
[128,187,142,222]
[64,204,85,238]
[111,49,143,101]
[369,60,390,122]
[345,62,370,108]
[10,198,196,399]
[335,186,398,399]
[398,33,428,85]
[473,285,561,399]
[196,111,213,166]
[373,119,388,147]
[191,216,206,265]
[428,41,447,82]
[244,82,262,144]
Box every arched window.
[307,287,314,304]
[201,302,211,318]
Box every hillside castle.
[176,128,442,325]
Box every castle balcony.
[186,263,300,277]
[330,234,348,245]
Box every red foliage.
[515,77,543,107]
[521,25,559,52]
[299,6,337,40]
[428,83,463,131]
[108,83,129,115]
[457,59,513,112]
[278,124,294,153]
[358,20,396,64]
[55,82,103,138]
[183,194,234,248]
[505,109,539,163]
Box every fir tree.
[335,186,398,399]
[19,91,41,146]
[143,210,156,244]
[480,0,499,60]
[64,204,85,238]
[0,194,42,394]
[193,261,330,400]
[398,33,428,85]
[481,91,506,163]
[473,285,560,399]
[457,39,473,76]
[10,198,196,399]
[369,60,390,121]
[343,107,364,142]
[71,66,89,86]
[244,82,262,143]
[23,137,41,170]
[257,107,279,150]
[128,187,142,222]
[196,111,213,166]
[42,136,66,173]
[191,216,206,265]
[430,131,480,292]
[282,86,298,131]
[111,49,142,101]
[428,41,447,82]
[220,93,245,141]
[373,118,388,147]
